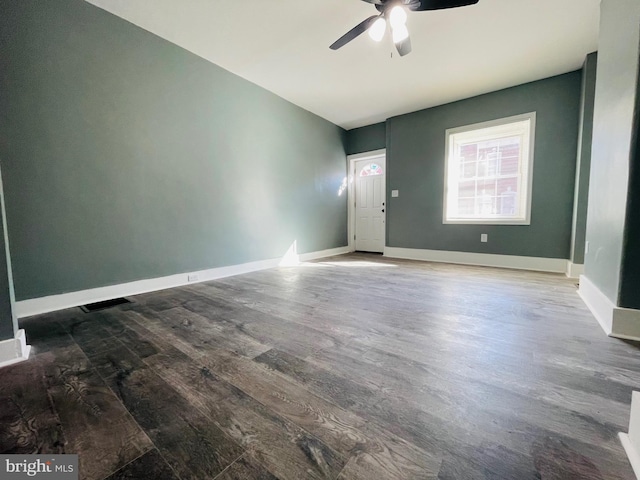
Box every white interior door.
[354,156,386,253]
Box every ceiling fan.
[330,0,479,57]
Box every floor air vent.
[80,297,131,313]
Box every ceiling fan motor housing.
[375,0,422,13]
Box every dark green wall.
[620,92,640,308]
[385,72,581,258]
[0,168,16,340]
[619,42,640,309]
[346,122,386,155]
[584,0,640,305]
[0,0,347,301]
[570,53,597,265]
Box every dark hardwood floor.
[2,253,638,479]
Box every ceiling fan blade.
[360,0,383,4]
[411,0,479,11]
[330,15,380,50]
[395,35,412,57]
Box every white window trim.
[443,112,536,225]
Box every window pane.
[497,177,518,215]
[360,163,383,177]
[457,180,475,198]
[457,198,475,215]
[461,161,476,179]
[444,114,534,223]
[459,144,477,162]
[499,139,520,175]
[477,179,496,195]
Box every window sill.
[443,219,531,225]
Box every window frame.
[443,112,536,226]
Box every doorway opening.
[348,149,386,254]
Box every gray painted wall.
[0,0,347,301]
[346,123,386,155]
[584,0,640,304]
[385,72,582,258]
[570,53,597,266]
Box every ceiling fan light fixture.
[389,6,408,29]
[368,17,387,42]
[392,23,409,43]
[330,0,479,54]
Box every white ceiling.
[85,0,600,130]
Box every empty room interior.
[2,0,640,479]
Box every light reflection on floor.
[277,241,397,268]
[316,261,397,268]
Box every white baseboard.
[15,246,351,319]
[299,246,351,262]
[610,307,640,341]
[0,329,31,369]
[578,275,640,341]
[620,391,640,479]
[620,434,640,480]
[566,262,584,279]
[578,275,614,335]
[383,247,568,273]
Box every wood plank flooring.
[2,253,639,479]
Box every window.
[443,112,536,225]
[359,163,384,176]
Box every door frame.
[347,149,387,253]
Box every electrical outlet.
[187,274,199,282]
[391,190,399,197]
[481,234,488,243]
